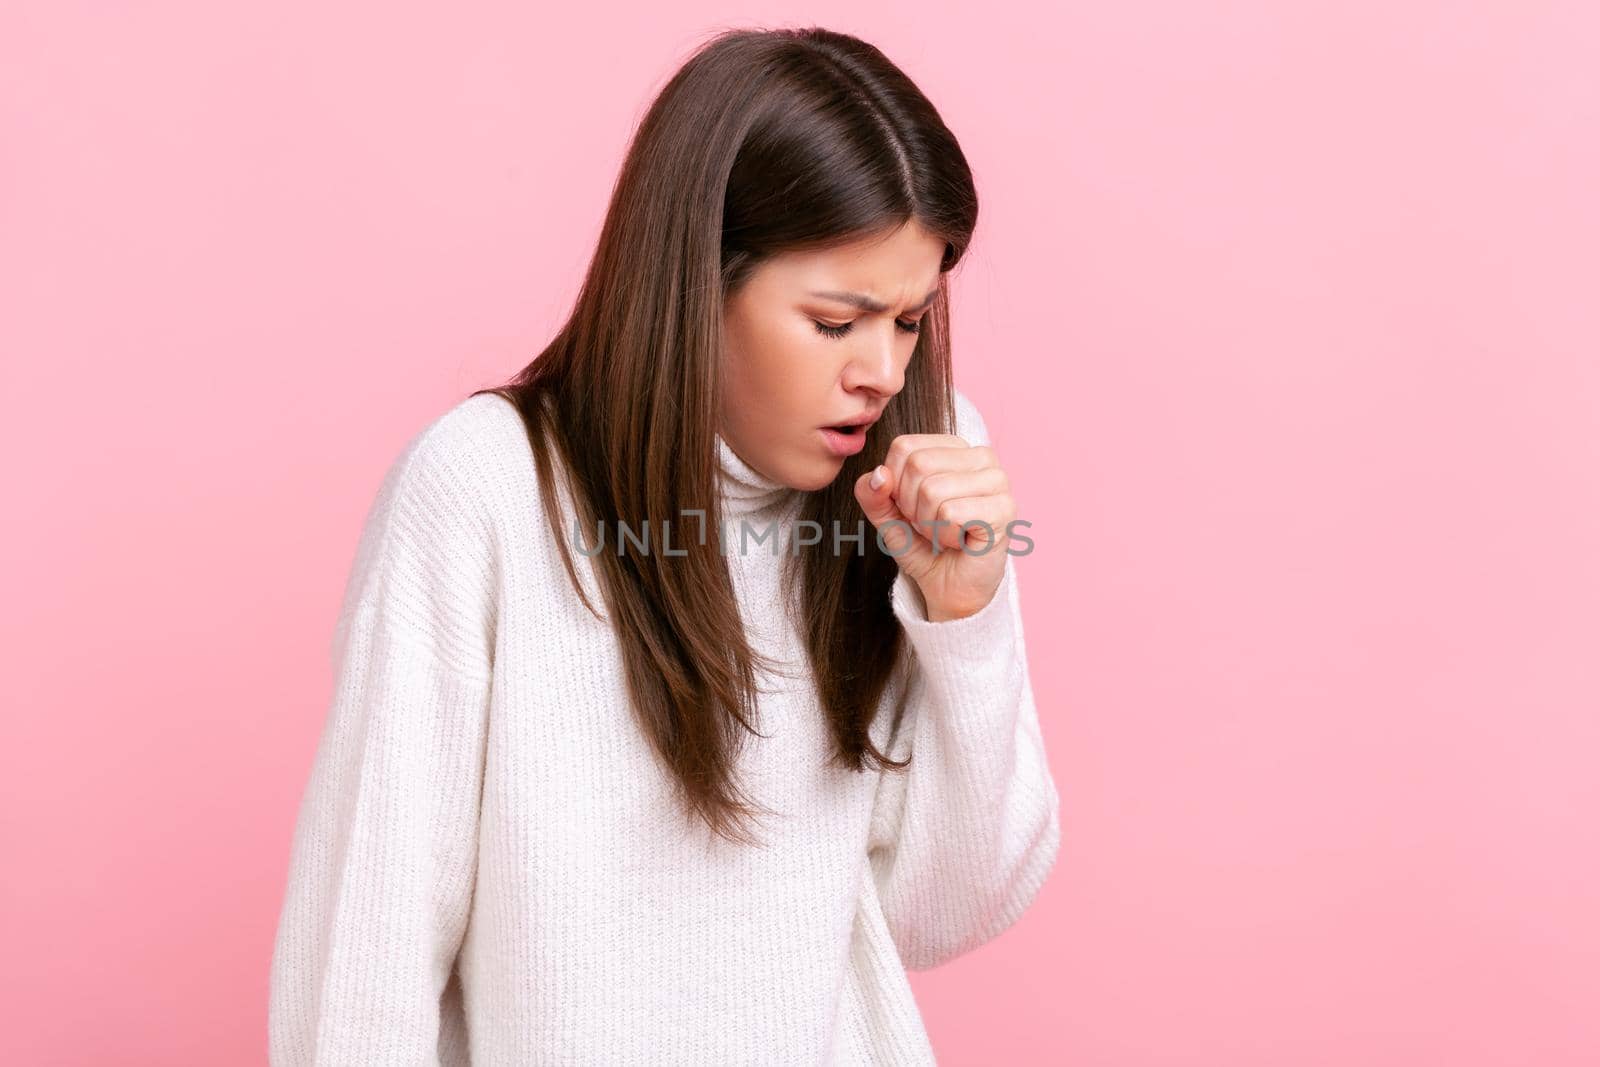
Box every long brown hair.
[471,26,978,845]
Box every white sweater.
[267,388,1061,1065]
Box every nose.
[839,325,908,399]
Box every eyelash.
[813,318,922,340]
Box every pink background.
[3,2,1597,1064]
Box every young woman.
[268,26,1060,1065]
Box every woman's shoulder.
[384,390,546,524]
[329,393,528,676]
[410,387,533,474]
[333,391,550,677]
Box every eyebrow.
[808,286,941,315]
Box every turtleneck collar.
[716,433,802,520]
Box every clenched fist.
[853,432,1015,622]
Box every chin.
[788,460,840,493]
[798,474,837,493]
[800,460,851,492]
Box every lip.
[819,409,880,458]
[820,425,869,457]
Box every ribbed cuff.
[889,558,1023,715]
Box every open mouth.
[827,424,864,435]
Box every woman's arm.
[268,414,497,1065]
[865,391,1062,971]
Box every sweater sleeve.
[864,390,1062,971]
[268,415,498,1066]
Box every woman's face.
[720,219,947,491]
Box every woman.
[268,25,1060,1065]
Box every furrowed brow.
[809,286,941,314]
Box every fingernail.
[868,466,886,490]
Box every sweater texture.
[267,388,1061,1065]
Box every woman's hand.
[853,433,1015,621]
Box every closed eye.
[813,318,922,339]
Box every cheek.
[748,321,836,395]
[721,317,769,401]
[724,309,850,423]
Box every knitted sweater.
[267,388,1061,1065]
